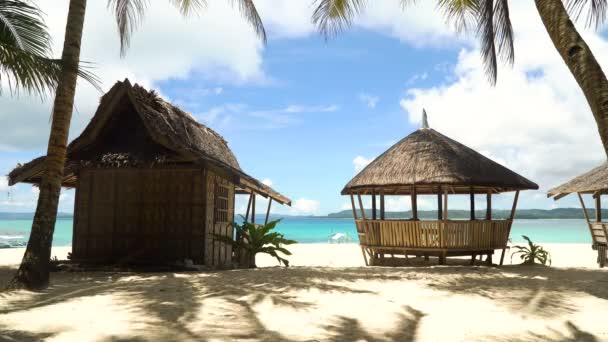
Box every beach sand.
[0,243,607,341]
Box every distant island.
[324,208,600,220]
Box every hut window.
[214,182,229,223]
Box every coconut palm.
[312,0,608,157]
[0,0,96,96]
[9,0,266,290]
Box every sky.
[0,1,607,216]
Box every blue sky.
[1,1,607,215]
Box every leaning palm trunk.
[8,0,87,290]
[535,0,608,157]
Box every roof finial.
[421,109,429,129]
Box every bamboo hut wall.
[72,167,234,266]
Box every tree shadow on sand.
[323,305,425,342]
[480,320,599,342]
[0,265,606,340]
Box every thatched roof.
[547,162,608,200]
[8,79,290,205]
[343,127,538,195]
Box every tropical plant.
[312,0,608,157]
[0,0,97,96]
[217,217,297,268]
[9,0,266,290]
[511,235,552,265]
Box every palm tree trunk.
[8,0,87,290]
[535,0,608,157]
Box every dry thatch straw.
[343,127,538,195]
[547,162,608,200]
[9,79,290,205]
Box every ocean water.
[0,217,593,247]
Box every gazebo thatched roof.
[547,162,608,200]
[343,126,538,195]
[8,79,291,205]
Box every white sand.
[0,243,607,341]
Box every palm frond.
[230,0,266,43]
[0,42,101,97]
[477,0,497,85]
[438,0,480,33]
[312,0,367,38]
[0,0,50,56]
[493,0,514,64]
[566,0,608,29]
[169,0,206,15]
[107,0,149,57]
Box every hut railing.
[355,219,511,250]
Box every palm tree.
[8,0,266,290]
[0,0,96,96]
[312,0,608,157]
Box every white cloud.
[359,93,380,108]
[0,0,266,151]
[289,198,321,216]
[406,72,428,85]
[353,156,372,172]
[199,103,339,130]
[0,177,8,192]
[262,178,273,187]
[400,1,607,197]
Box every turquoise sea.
[0,217,593,247]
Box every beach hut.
[344,111,538,266]
[8,79,291,267]
[547,163,608,267]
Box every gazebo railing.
[355,219,511,250]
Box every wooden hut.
[345,111,538,266]
[8,79,291,267]
[547,163,608,267]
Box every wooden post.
[372,191,377,220]
[251,193,256,224]
[244,192,253,223]
[596,193,602,222]
[485,191,492,220]
[380,192,385,220]
[411,186,418,220]
[500,190,520,266]
[443,188,448,220]
[470,188,475,220]
[437,191,443,220]
[357,193,367,220]
[264,198,272,225]
[578,193,595,236]
[509,190,520,220]
[350,194,359,220]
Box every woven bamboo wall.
[204,170,235,267]
[72,167,234,266]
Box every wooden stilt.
[437,191,443,220]
[244,192,253,223]
[351,193,368,266]
[596,193,602,222]
[380,192,385,220]
[372,191,377,220]
[357,193,367,220]
[470,188,475,220]
[251,194,256,225]
[411,186,418,220]
[486,191,492,220]
[264,199,273,225]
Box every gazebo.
[344,111,538,266]
[547,163,608,267]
